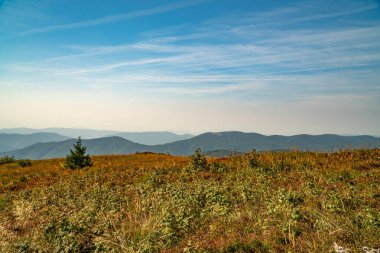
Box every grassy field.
[0,150,379,252]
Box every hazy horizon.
[1,0,380,136]
[1,126,380,137]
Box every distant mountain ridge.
[1,131,379,160]
[106,132,193,145]
[0,137,146,160]
[0,132,71,152]
[0,128,194,145]
[0,128,117,139]
[151,132,380,155]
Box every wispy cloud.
[12,22,380,77]
[18,0,212,35]
[257,0,379,23]
[4,0,380,101]
[141,0,379,43]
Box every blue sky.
[0,0,379,135]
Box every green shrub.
[0,155,16,165]
[245,149,260,169]
[209,161,229,173]
[223,240,269,253]
[287,191,304,207]
[18,159,32,167]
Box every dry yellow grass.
[0,150,379,252]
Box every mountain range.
[0,128,193,145]
[0,132,70,152]
[104,132,193,145]
[1,131,378,160]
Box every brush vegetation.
[0,149,379,252]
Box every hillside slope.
[0,150,379,252]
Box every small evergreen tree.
[65,137,93,169]
[190,148,208,171]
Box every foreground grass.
[0,150,379,252]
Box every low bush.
[209,161,230,173]
[18,159,32,167]
[0,155,16,165]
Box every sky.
[0,0,379,135]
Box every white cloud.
[17,0,213,35]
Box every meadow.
[0,149,379,252]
